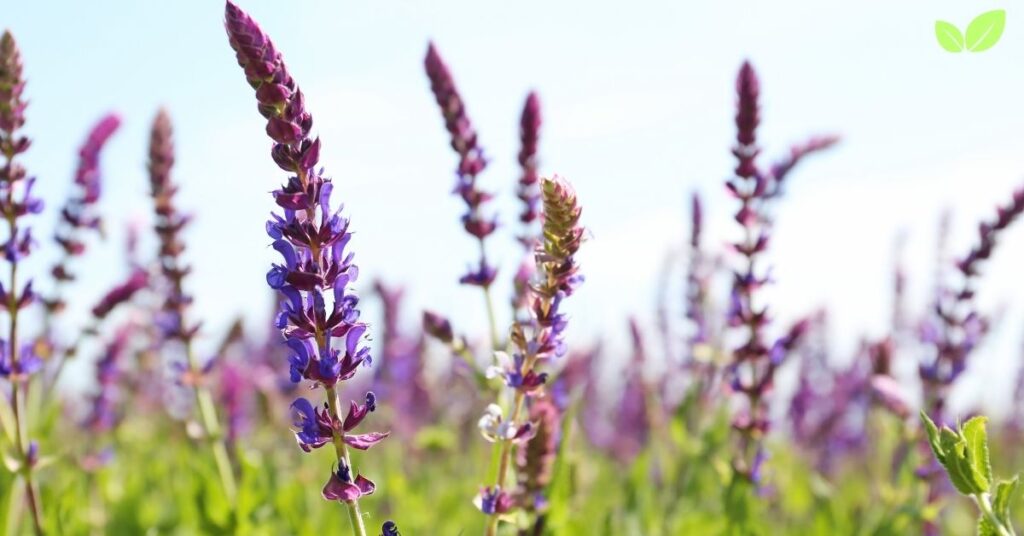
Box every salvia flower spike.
[424,42,501,349]
[512,92,543,318]
[46,113,121,316]
[921,186,1024,419]
[724,61,828,486]
[0,29,44,535]
[224,4,387,534]
[146,109,238,505]
[482,175,583,536]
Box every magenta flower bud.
[422,310,454,343]
[90,269,148,319]
[517,92,542,229]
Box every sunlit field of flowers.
[1,2,1023,535]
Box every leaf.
[938,427,982,495]
[935,20,966,52]
[962,416,992,491]
[965,10,1006,52]
[979,515,1000,536]
[992,476,1020,526]
[921,411,945,463]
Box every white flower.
[486,351,512,380]
[478,403,517,442]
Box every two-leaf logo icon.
[935,10,1006,52]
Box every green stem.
[976,493,1015,536]
[3,170,43,535]
[484,354,535,536]
[185,340,237,505]
[476,238,501,353]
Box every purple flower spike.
[82,325,133,434]
[47,113,120,314]
[517,92,542,233]
[921,185,1024,423]
[424,43,500,289]
[224,2,387,518]
[504,177,585,389]
[0,31,46,530]
[724,61,833,486]
[483,176,584,528]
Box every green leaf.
[965,10,1006,52]
[992,476,1020,526]
[979,515,1000,536]
[935,20,966,52]
[962,416,992,491]
[938,427,982,495]
[921,411,945,463]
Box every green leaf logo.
[936,21,966,52]
[935,10,1006,53]
[966,10,1006,51]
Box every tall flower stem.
[424,43,502,353]
[188,341,238,504]
[0,31,43,534]
[479,177,583,535]
[147,110,236,506]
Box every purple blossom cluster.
[372,281,432,437]
[224,2,387,529]
[479,176,584,533]
[724,61,834,484]
[0,30,45,534]
[424,43,498,288]
[47,113,121,313]
[83,325,134,435]
[920,187,1024,418]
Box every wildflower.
[47,113,121,314]
[146,109,237,503]
[90,269,148,320]
[322,460,376,503]
[424,42,501,348]
[475,486,514,515]
[483,176,584,534]
[224,2,387,529]
[422,310,454,343]
[516,91,542,239]
[83,325,133,433]
[477,403,532,443]
[0,29,45,532]
[724,61,833,484]
[218,360,249,446]
[372,281,431,436]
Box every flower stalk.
[0,30,44,536]
[480,176,583,535]
[724,61,832,485]
[424,43,502,351]
[224,3,388,534]
[147,109,237,505]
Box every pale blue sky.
[5,1,1024,412]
